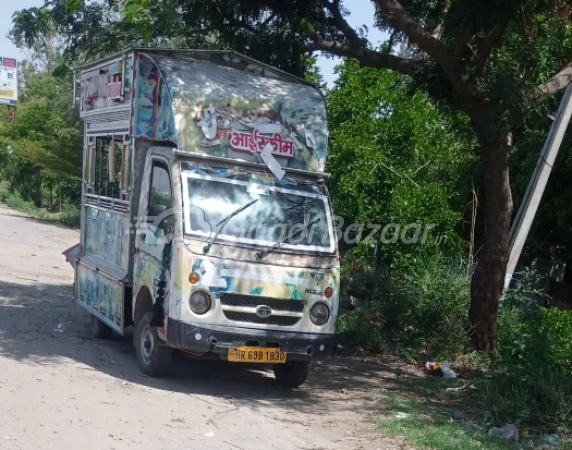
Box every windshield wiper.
[256,217,321,259]
[203,198,259,254]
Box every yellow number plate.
[228,347,287,364]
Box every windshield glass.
[183,174,334,253]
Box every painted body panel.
[133,55,176,141]
[76,264,124,332]
[132,147,339,338]
[172,249,340,335]
[129,51,328,173]
[132,150,174,331]
[79,54,134,116]
[84,207,130,270]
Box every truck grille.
[219,293,306,312]
[223,311,301,327]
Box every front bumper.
[167,318,335,361]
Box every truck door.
[133,157,174,328]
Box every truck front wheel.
[135,312,172,377]
[273,361,311,387]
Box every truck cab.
[71,49,339,386]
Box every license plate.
[227,347,287,364]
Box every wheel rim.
[140,325,155,365]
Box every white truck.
[66,49,339,386]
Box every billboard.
[0,57,18,106]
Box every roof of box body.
[79,48,329,173]
[78,48,312,86]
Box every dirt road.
[0,205,402,450]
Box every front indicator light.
[324,287,334,298]
[189,272,200,284]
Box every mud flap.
[62,243,82,269]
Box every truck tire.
[273,361,311,387]
[134,312,172,377]
[90,315,113,339]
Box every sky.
[0,0,386,86]
[0,0,41,61]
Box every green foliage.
[478,271,572,432]
[0,152,44,207]
[494,270,572,375]
[17,0,572,128]
[338,252,471,359]
[378,404,514,450]
[303,54,325,89]
[0,39,82,215]
[376,388,515,450]
[11,0,315,77]
[327,60,475,360]
[0,184,81,228]
[0,64,82,181]
[59,204,81,228]
[541,308,572,372]
[326,59,477,262]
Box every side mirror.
[147,204,168,226]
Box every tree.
[0,64,83,205]
[12,0,572,349]
[327,59,477,262]
[11,0,314,76]
[0,30,83,208]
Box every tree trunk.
[469,133,513,351]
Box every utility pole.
[7,105,16,124]
[505,83,572,289]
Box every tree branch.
[453,28,474,63]
[261,12,277,28]
[430,0,451,40]
[473,26,503,77]
[323,0,362,46]
[307,38,421,75]
[373,0,451,66]
[431,22,445,40]
[225,16,256,34]
[535,62,572,99]
[386,29,399,54]
[373,0,482,101]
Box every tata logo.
[255,305,272,319]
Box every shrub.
[337,251,471,359]
[541,308,572,373]
[60,205,81,228]
[483,269,572,432]
[392,254,471,358]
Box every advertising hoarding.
[0,57,18,106]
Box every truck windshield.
[182,173,335,253]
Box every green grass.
[375,376,572,450]
[0,184,80,228]
[376,391,513,450]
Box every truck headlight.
[189,290,211,315]
[310,302,330,326]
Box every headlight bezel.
[189,289,212,315]
[309,302,330,326]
